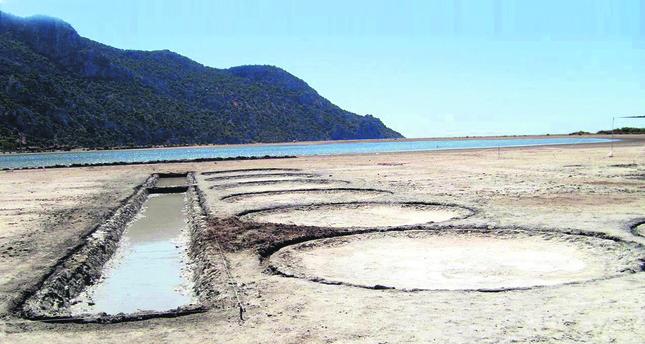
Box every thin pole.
[611,117,615,152]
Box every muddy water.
[156,177,188,187]
[69,193,196,315]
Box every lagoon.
[0,137,613,169]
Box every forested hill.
[0,12,403,150]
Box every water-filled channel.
[156,177,188,187]
[69,192,195,315]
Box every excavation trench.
[20,173,219,322]
[268,229,645,291]
[68,192,194,315]
[155,173,189,187]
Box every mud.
[147,186,190,194]
[238,202,475,228]
[268,229,645,291]
[199,216,349,255]
[187,183,245,313]
[156,172,189,178]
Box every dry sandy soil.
[1,137,645,343]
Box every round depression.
[210,179,349,190]
[202,168,301,176]
[269,230,644,290]
[205,173,316,182]
[239,202,473,228]
[223,188,392,205]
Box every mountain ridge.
[0,12,403,151]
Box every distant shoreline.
[2,133,636,156]
[1,155,297,171]
[2,135,640,171]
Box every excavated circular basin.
[210,179,349,190]
[269,230,645,290]
[223,188,392,205]
[240,202,473,228]
[202,168,301,176]
[206,173,316,182]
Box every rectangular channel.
[156,177,188,187]
[69,188,196,315]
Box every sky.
[2,0,645,138]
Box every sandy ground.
[239,203,473,228]
[222,188,390,204]
[1,137,645,343]
[270,230,643,290]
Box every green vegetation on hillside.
[569,127,645,136]
[596,127,645,135]
[0,12,403,151]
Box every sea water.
[0,137,613,169]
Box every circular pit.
[240,202,474,228]
[223,188,392,205]
[269,230,644,291]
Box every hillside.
[0,12,403,151]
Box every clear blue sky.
[2,0,645,138]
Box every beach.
[1,137,645,343]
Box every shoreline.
[0,155,297,171]
[2,133,639,156]
[2,135,643,171]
